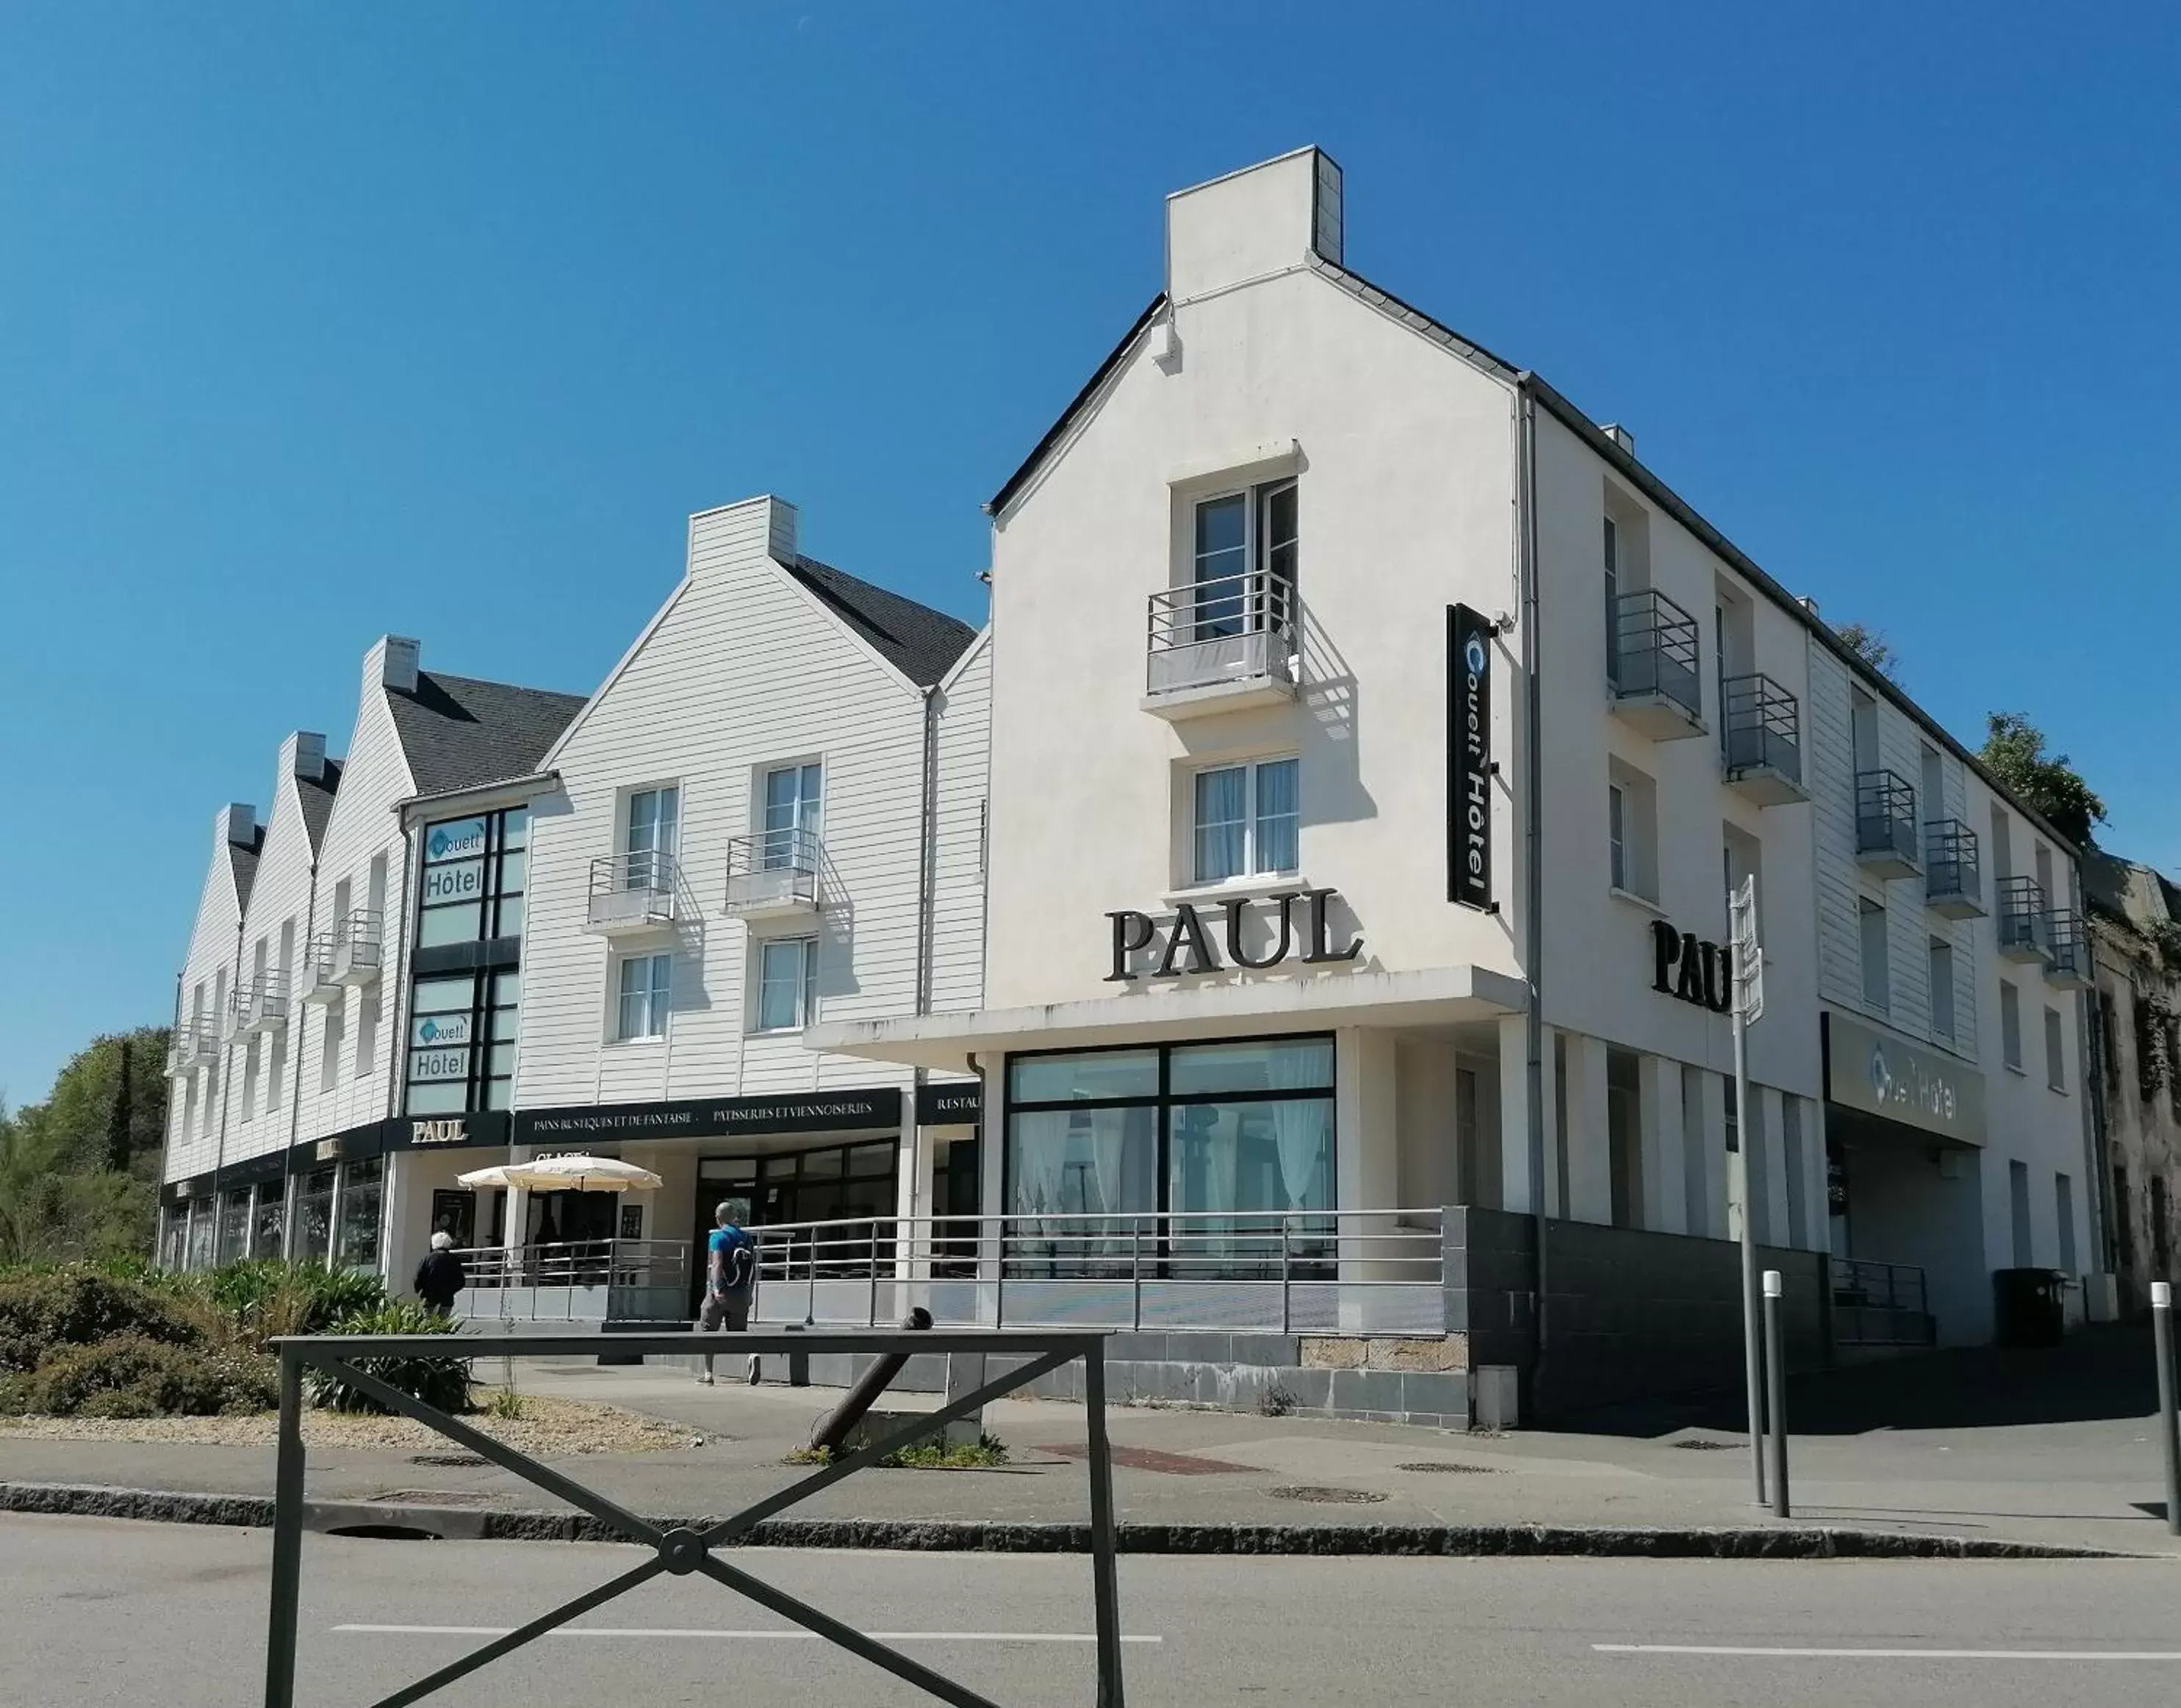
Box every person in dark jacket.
[414,1230,466,1314]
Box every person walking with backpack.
[696,1201,756,1386]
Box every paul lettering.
[1224,893,1295,970]
[1157,903,1220,976]
[1106,909,1156,982]
[1301,887,1365,965]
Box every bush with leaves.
[199,1259,387,1350]
[303,1302,473,1416]
[0,1268,203,1374]
[0,1335,277,1419]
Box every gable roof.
[297,757,342,855]
[387,672,588,799]
[228,827,265,916]
[788,556,979,688]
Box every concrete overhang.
[804,964,1528,1071]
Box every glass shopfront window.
[295,1167,335,1263]
[185,1200,215,1272]
[217,1188,251,1263]
[159,1204,188,1271]
[1004,1035,1336,1278]
[252,1181,287,1261]
[336,1157,384,1270]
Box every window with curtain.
[617,953,672,1041]
[755,937,817,1031]
[1004,1037,1335,1280]
[625,787,678,889]
[761,763,823,869]
[1190,480,1297,641]
[1192,758,1299,884]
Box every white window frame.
[2044,1006,2067,1092]
[759,761,824,869]
[615,952,672,1043]
[622,784,680,890]
[753,936,819,1034]
[1609,785,1628,892]
[1189,756,1300,886]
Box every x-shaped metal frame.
[262,1329,1122,1708]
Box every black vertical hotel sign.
[1448,604,1495,912]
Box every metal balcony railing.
[1924,818,1983,915]
[1607,588,1703,725]
[586,851,678,932]
[2043,907,2090,987]
[724,827,822,915]
[1998,874,2048,960]
[237,972,290,1034]
[1722,672,1803,793]
[1854,768,1919,871]
[167,1020,220,1073]
[741,1207,1448,1338]
[298,932,339,1004]
[331,909,382,984]
[456,1239,689,1295]
[1146,569,1298,699]
[1831,1258,1936,1347]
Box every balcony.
[298,933,340,1005]
[1143,569,1298,718]
[1997,875,2048,963]
[331,909,383,987]
[166,1021,220,1074]
[236,973,290,1035]
[724,828,822,918]
[586,851,678,934]
[1720,673,1806,804]
[1606,588,1705,738]
[2043,908,2091,989]
[1923,819,1985,919]
[1853,769,1920,878]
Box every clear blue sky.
[3,2,2176,1106]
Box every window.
[761,764,822,868]
[241,1038,260,1119]
[1005,1037,1336,1274]
[336,1157,382,1271]
[1604,760,1657,900]
[217,1188,251,1264]
[1858,897,1889,1009]
[617,953,672,1041]
[404,970,520,1113]
[2044,1006,2066,1092]
[2056,1174,2077,1275]
[1606,1048,1643,1230]
[1190,480,1296,638]
[1928,938,1955,1041]
[1192,758,1299,884]
[355,990,378,1078]
[252,1181,286,1261]
[294,1167,334,1263]
[2009,1159,2033,1267]
[2000,981,2023,1070]
[418,807,528,945]
[1850,685,1878,776]
[625,787,679,888]
[320,1000,343,1092]
[1602,514,1620,683]
[755,937,818,1032]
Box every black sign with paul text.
[1448,604,1495,912]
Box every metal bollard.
[2155,1281,2180,1538]
[1763,1269,1790,1520]
[808,1307,933,1455]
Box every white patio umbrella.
[457,1154,663,1192]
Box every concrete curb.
[0,1480,2130,1560]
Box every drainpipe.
[909,682,943,1218]
[278,840,322,1261]
[1517,382,1551,1405]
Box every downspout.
[279,839,322,1259]
[910,682,942,1217]
[1517,381,1551,1405]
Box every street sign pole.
[1730,876,1766,1506]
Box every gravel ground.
[0,1394,694,1456]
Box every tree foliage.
[1835,621,1902,685]
[0,1028,168,1264]
[1980,713,2108,848]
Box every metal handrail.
[1147,567,1296,654]
[237,972,291,1030]
[1722,671,1801,780]
[2043,907,2088,979]
[1925,818,1980,901]
[1854,768,1919,863]
[586,852,678,929]
[1607,588,1702,718]
[724,829,824,913]
[332,908,384,979]
[455,1238,687,1291]
[1998,874,2047,954]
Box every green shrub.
[304,1302,472,1416]
[0,1268,202,1374]
[2,1335,277,1418]
[197,1259,386,1348]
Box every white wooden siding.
[929,633,991,1013]
[220,754,320,1169]
[163,809,253,1181]
[515,497,942,1111]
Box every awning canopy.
[804,964,1527,1072]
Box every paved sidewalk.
[3,1338,2177,1556]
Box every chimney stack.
[367,635,421,695]
[1600,423,1635,456]
[218,804,256,848]
[283,732,327,783]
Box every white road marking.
[1598,1644,2181,1661]
[335,1624,1160,1644]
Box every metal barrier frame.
[263,1328,1123,1708]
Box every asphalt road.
[7,1514,2181,1707]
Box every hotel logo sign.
[1448,605,1495,912]
[1825,1012,1985,1145]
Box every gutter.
[393,771,559,826]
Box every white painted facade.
[162,805,259,1197]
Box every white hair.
[430,1230,455,1250]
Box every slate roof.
[298,757,342,855]
[387,673,589,799]
[788,556,979,688]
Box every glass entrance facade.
[1003,1034,1335,1277]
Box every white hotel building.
[160,149,2102,1425]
